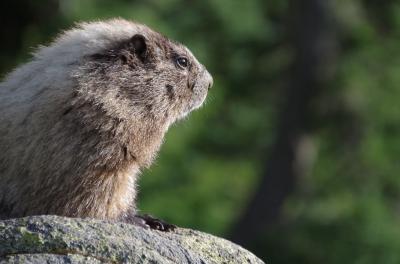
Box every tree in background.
[231,0,337,246]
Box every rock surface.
[0,215,264,264]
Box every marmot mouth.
[188,93,208,112]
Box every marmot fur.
[0,19,212,225]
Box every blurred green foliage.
[2,0,400,263]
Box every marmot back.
[0,19,212,223]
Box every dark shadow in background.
[231,0,337,248]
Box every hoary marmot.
[0,19,212,230]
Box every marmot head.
[69,20,213,126]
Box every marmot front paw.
[126,214,177,232]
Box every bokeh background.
[1,0,400,263]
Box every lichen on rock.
[0,215,264,264]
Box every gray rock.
[0,215,264,264]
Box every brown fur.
[0,19,212,221]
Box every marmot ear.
[130,34,147,59]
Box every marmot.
[0,19,212,230]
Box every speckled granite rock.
[0,215,264,264]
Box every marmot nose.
[205,71,213,91]
[207,80,213,90]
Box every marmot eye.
[176,57,189,69]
